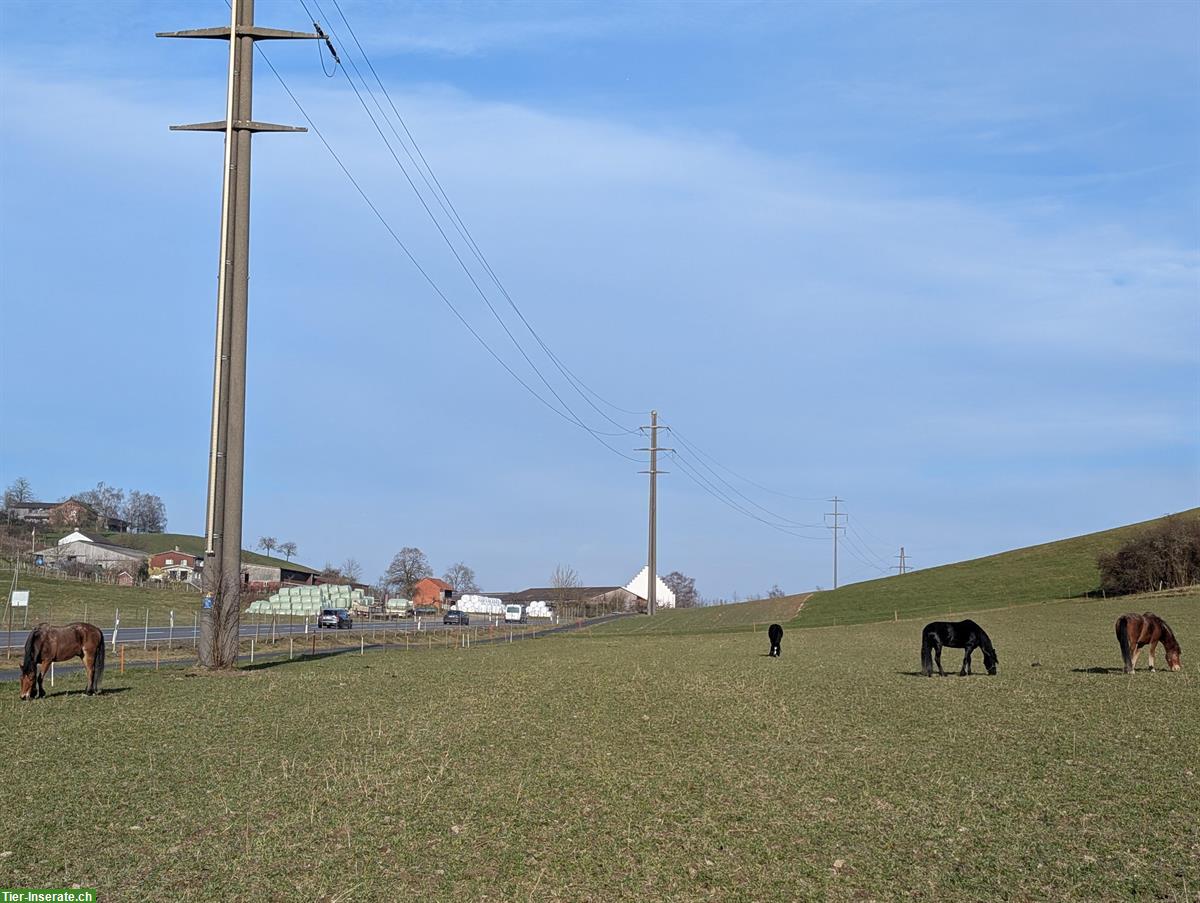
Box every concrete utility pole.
[638,412,672,616]
[893,546,911,575]
[825,497,847,590]
[159,2,321,669]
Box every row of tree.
[1098,515,1200,596]
[3,477,168,533]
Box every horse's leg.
[961,643,975,677]
[82,648,95,694]
[1129,643,1142,673]
[1147,641,1157,673]
[37,661,49,698]
[934,641,945,677]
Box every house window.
[165,558,174,565]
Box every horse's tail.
[920,632,933,675]
[21,626,41,676]
[92,628,106,692]
[1116,616,1133,670]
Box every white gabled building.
[624,566,676,609]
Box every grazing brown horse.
[1115,613,1181,674]
[20,622,106,699]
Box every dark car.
[317,608,353,629]
[443,609,470,626]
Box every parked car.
[317,608,353,629]
[443,609,470,626]
[504,603,527,624]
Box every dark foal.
[920,619,997,677]
[768,623,783,658]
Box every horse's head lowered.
[983,647,999,676]
[19,663,36,700]
[1165,644,1182,672]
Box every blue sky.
[1,0,1197,598]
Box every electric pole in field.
[892,546,911,575]
[825,496,847,590]
[159,2,323,669]
[638,411,672,616]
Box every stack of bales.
[385,597,412,615]
[246,583,373,616]
[526,600,554,619]
[456,594,505,616]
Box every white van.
[504,603,527,624]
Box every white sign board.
[11,591,29,607]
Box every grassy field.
[3,590,1196,901]
[594,593,810,637]
[1,567,200,629]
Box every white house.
[624,566,677,609]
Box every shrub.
[1097,515,1200,596]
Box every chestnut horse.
[1116,612,1181,673]
[20,622,106,699]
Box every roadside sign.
[11,591,29,607]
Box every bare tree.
[279,541,298,562]
[381,547,432,599]
[551,563,582,618]
[75,481,125,528]
[3,477,33,510]
[257,536,278,557]
[767,584,786,599]
[341,557,363,583]
[443,562,480,595]
[123,490,167,532]
[663,571,699,608]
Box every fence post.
[272,615,277,644]
[289,637,294,660]
[250,638,255,665]
[119,644,125,674]
[112,609,120,651]
[360,635,364,656]
[143,608,149,651]
[193,612,198,648]
[50,661,55,687]
[155,644,160,671]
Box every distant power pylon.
[637,411,672,616]
[159,1,323,669]
[892,546,912,575]
[825,497,847,589]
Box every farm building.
[9,499,129,532]
[149,547,200,583]
[37,538,146,570]
[624,566,677,609]
[412,577,455,608]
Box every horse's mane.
[1153,614,1181,653]
[977,625,998,658]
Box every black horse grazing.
[768,624,783,658]
[921,620,997,677]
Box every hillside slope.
[98,532,317,573]
[794,509,1199,628]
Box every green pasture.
[3,591,1196,901]
[1,568,201,630]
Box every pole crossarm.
[170,120,307,133]
[156,26,322,41]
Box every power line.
[670,451,825,541]
[670,430,825,531]
[308,0,643,438]
[251,41,645,463]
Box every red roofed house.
[412,577,455,609]
[149,547,199,583]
